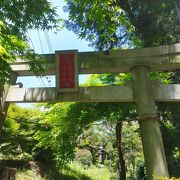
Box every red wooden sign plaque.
[56,50,78,92]
[59,54,75,88]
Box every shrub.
[75,149,92,168]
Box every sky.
[17,0,93,107]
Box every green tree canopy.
[64,0,134,50]
[0,0,58,36]
[65,0,180,49]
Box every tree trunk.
[116,121,126,180]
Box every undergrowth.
[62,162,118,180]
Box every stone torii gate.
[1,43,180,179]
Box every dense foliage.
[1,102,143,178]
[117,0,180,47]
[33,102,99,168]
[0,104,39,160]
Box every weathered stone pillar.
[0,73,17,135]
[132,66,169,179]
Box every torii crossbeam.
[1,43,180,179]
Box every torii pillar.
[0,73,17,135]
[132,66,169,179]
